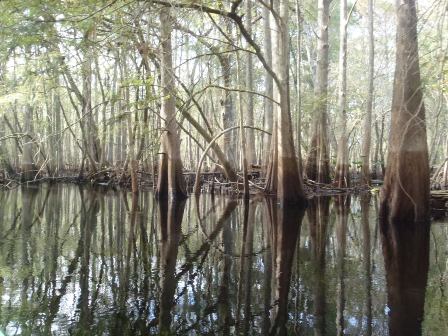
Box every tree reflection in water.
[380,212,430,336]
[158,197,186,334]
[266,198,306,335]
[0,185,444,335]
[308,197,330,336]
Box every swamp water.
[0,184,447,335]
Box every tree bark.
[305,0,331,184]
[22,104,37,181]
[265,0,306,203]
[334,0,350,187]
[156,7,187,199]
[245,0,256,166]
[237,49,250,197]
[82,26,101,173]
[361,0,374,185]
[53,77,64,174]
[262,6,273,169]
[380,0,430,223]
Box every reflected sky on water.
[0,184,447,335]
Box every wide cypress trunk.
[305,0,331,184]
[265,0,306,203]
[380,0,429,223]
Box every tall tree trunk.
[305,0,331,184]
[156,7,187,199]
[361,0,374,185]
[221,55,237,167]
[334,0,350,187]
[82,26,100,173]
[295,0,303,173]
[245,0,256,165]
[262,6,273,170]
[380,0,430,223]
[22,104,36,181]
[54,78,64,175]
[265,0,306,203]
[219,19,237,168]
[116,51,124,165]
[108,61,118,164]
[237,50,250,197]
[128,109,138,193]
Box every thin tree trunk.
[245,0,256,166]
[361,0,374,185]
[54,77,64,174]
[108,61,118,164]
[262,6,273,170]
[334,0,350,187]
[237,49,249,197]
[22,104,37,181]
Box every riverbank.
[2,170,447,217]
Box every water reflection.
[158,198,186,333]
[335,195,350,336]
[0,185,446,335]
[361,194,373,336]
[266,199,306,335]
[380,213,430,336]
[308,197,330,336]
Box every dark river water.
[0,184,447,335]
